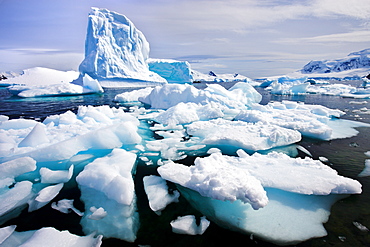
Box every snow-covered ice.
[186,118,301,152]
[76,148,139,242]
[139,82,261,110]
[170,215,210,235]
[158,150,362,244]
[79,8,166,86]
[2,67,79,86]
[0,227,102,247]
[235,100,369,140]
[6,68,103,97]
[143,175,180,215]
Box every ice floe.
[158,150,362,245]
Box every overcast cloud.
[0,0,369,78]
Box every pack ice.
[79,7,166,86]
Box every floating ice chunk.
[11,227,103,247]
[1,105,141,162]
[270,81,310,95]
[18,123,49,147]
[28,183,64,212]
[143,175,180,215]
[76,149,136,205]
[307,83,356,96]
[0,157,36,180]
[0,119,37,130]
[40,165,74,184]
[0,225,16,244]
[148,58,193,83]
[353,221,369,232]
[154,102,224,126]
[358,159,370,177]
[235,100,354,140]
[170,215,210,235]
[179,185,343,245]
[114,87,154,102]
[0,181,34,224]
[139,82,261,110]
[79,8,166,84]
[51,199,84,216]
[158,159,268,210]
[186,118,301,151]
[76,149,139,242]
[88,207,107,220]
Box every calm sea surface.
[0,81,370,246]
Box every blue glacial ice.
[76,148,139,242]
[148,58,193,84]
[158,150,362,245]
[79,8,166,86]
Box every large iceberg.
[79,8,166,86]
[158,150,362,245]
[148,58,193,83]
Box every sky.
[0,0,369,78]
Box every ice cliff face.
[79,8,166,84]
[302,48,370,74]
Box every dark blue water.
[1,82,370,247]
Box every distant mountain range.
[301,48,370,74]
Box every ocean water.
[0,81,370,246]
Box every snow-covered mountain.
[301,48,370,74]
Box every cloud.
[276,30,370,44]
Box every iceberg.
[79,8,166,86]
[76,149,139,242]
[158,150,362,245]
[148,58,193,83]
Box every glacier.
[78,7,166,86]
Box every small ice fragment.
[365,151,370,157]
[40,165,74,184]
[338,236,346,242]
[319,156,329,163]
[28,183,64,212]
[358,160,370,177]
[143,175,180,215]
[296,145,312,157]
[170,215,210,235]
[353,221,369,232]
[51,199,84,216]
[88,207,107,220]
